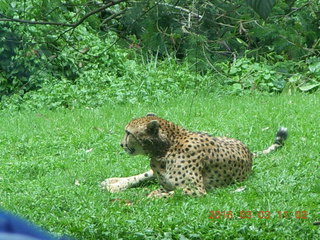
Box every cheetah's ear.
[146,112,156,117]
[146,120,160,135]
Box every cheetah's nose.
[120,143,124,148]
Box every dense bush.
[216,55,320,95]
[1,52,319,110]
[0,0,104,97]
[122,0,319,62]
[0,0,319,110]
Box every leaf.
[236,38,249,47]
[74,180,81,186]
[299,83,320,92]
[246,0,276,19]
[10,1,17,8]
[0,1,9,11]
[308,62,320,73]
[233,186,246,193]
[233,83,242,90]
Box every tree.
[0,0,319,97]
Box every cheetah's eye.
[125,130,131,135]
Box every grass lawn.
[0,93,319,239]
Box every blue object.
[0,211,70,240]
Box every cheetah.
[101,113,288,197]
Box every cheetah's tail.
[253,127,288,157]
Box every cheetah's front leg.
[101,170,154,192]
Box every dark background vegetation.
[0,0,319,110]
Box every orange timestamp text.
[209,211,308,220]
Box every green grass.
[0,93,319,239]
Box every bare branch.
[0,17,74,27]
[102,10,126,25]
[0,0,128,28]
[156,2,203,20]
[285,2,311,17]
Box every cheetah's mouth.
[126,147,135,154]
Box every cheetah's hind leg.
[147,188,174,198]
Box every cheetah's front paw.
[100,177,131,193]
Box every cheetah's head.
[120,113,169,157]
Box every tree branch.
[101,10,125,25]
[285,2,310,17]
[0,0,128,28]
[156,2,203,20]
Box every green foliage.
[0,0,319,110]
[216,56,320,95]
[1,53,319,110]
[0,23,41,96]
[0,0,104,97]
[219,58,285,94]
[246,0,276,19]
[121,0,319,63]
[0,55,215,110]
